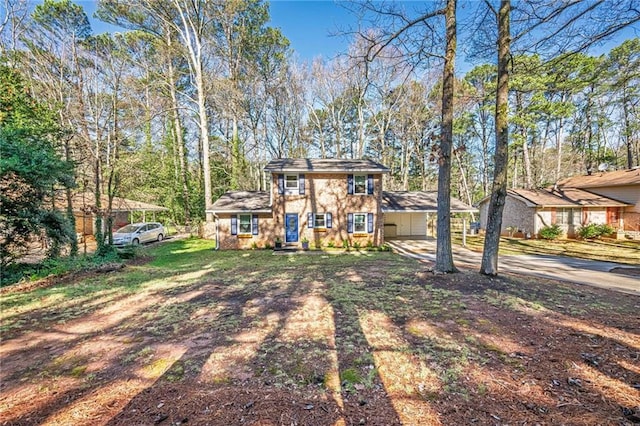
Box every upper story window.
[277,174,305,195]
[285,174,299,189]
[348,174,374,195]
[354,175,366,194]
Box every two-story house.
[208,158,476,249]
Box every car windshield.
[116,225,140,233]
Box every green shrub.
[327,240,335,248]
[352,241,361,249]
[539,224,562,240]
[342,239,349,249]
[578,223,600,239]
[578,223,615,239]
[597,224,615,236]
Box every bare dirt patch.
[1,242,638,425]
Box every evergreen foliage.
[0,63,74,265]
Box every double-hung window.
[348,174,374,195]
[353,213,366,233]
[314,213,326,228]
[347,212,374,234]
[238,214,252,234]
[307,212,332,229]
[285,174,299,190]
[354,175,366,195]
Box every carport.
[382,191,477,240]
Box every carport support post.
[462,218,467,247]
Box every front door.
[285,213,298,243]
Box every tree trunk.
[623,86,634,169]
[166,31,190,224]
[480,0,510,276]
[434,0,457,274]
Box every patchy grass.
[453,233,640,264]
[0,238,638,426]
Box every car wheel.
[132,238,140,246]
[157,233,164,242]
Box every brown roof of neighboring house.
[556,168,640,188]
[208,191,271,213]
[55,192,169,212]
[382,191,477,213]
[508,188,629,208]
[264,158,390,173]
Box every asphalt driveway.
[387,239,640,295]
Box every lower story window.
[314,213,326,228]
[239,214,252,234]
[354,213,366,233]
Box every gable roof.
[507,188,629,208]
[382,191,477,213]
[208,191,271,213]
[264,158,390,174]
[557,168,640,188]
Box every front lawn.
[453,233,640,265]
[1,238,638,425]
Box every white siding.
[384,212,427,236]
[588,185,640,212]
[410,213,427,235]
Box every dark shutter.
[326,213,332,228]
[367,174,374,195]
[252,214,259,235]
[367,213,374,233]
[231,216,238,235]
[277,174,284,194]
[347,174,354,195]
[299,174,305,195]
[347,213,354,233]
[308,212,314,228]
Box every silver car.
[112,222,166,246]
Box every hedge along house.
[478,188,630,238]
[208,158,476,249]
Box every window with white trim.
[354,213,366,233]
[314,213,326,228]
[238,214,252,234]
[285,174,299,190]
[354,175,366,194]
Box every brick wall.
[217,213,276,250]
[271,172,384,247]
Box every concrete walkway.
[387,239,640,295]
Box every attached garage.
[382,191,477,240]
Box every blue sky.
[79,0,353,61]
[79,0,639,67]
[269,1,354,61]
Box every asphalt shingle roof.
[264,158,390,173]
[209,191,271,213]
[382,191,477,212]
[557,168,640,188]
[509,188,628,207]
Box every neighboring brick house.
[208,158,475,249]
[478,187,629,238]
[556,168,640,232]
